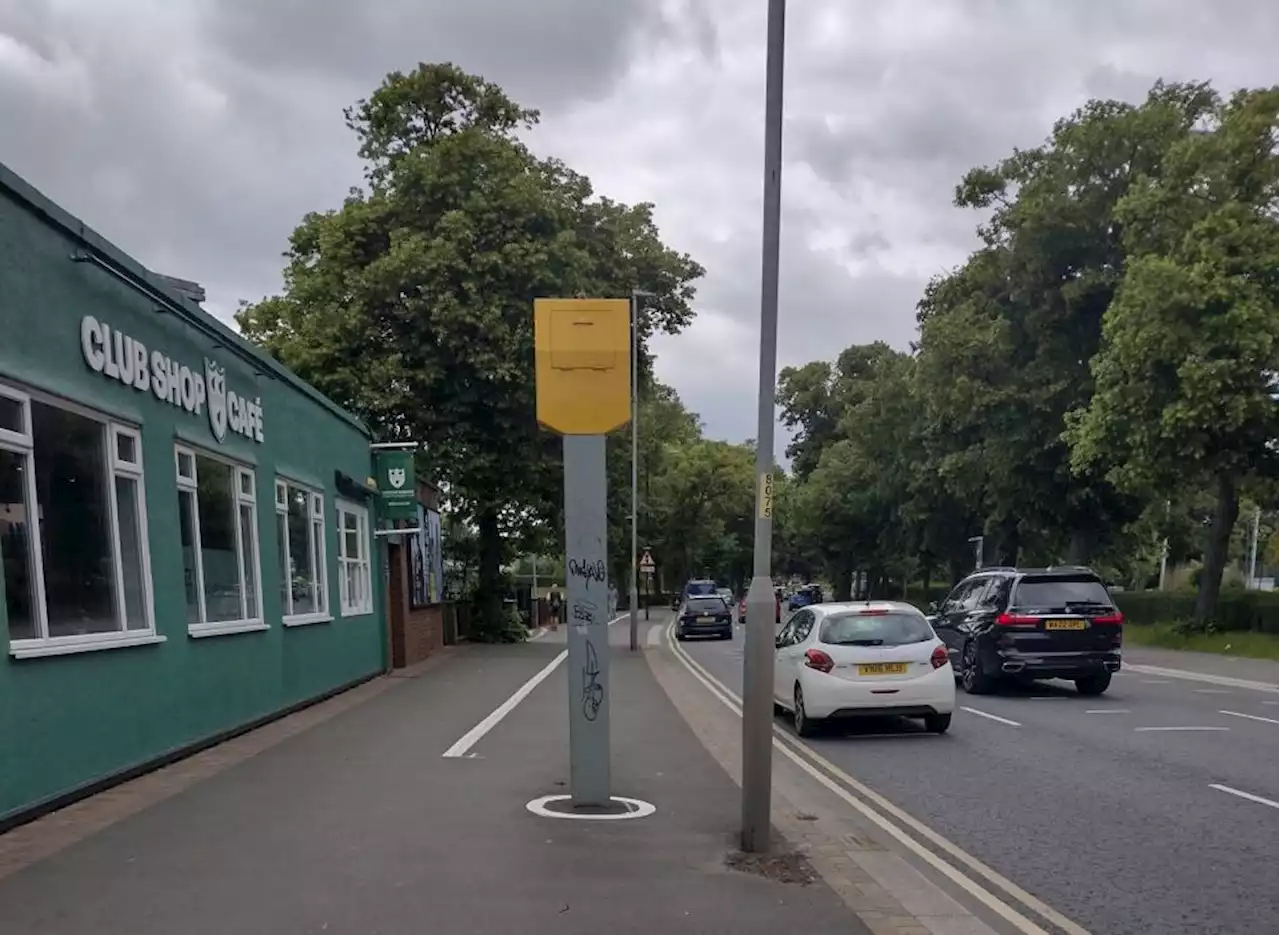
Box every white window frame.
[177,444,266,638]
[336,500,372,617]
[276,478,331,626]
[2,382,163,658]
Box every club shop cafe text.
[80,314,264,444]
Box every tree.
[1066,86,1279,619]
[238,63,703,637]
[915,83,1238,566]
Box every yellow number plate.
[857,663,909,676]
[1045,619,1087,630]
[697,616,713,623]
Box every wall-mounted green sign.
[374,450,417,521]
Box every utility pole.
[741,0,786,855]
[1247,506,1261,590]
[629,290,641,650]
[531,554,539,629]
[1158,499,1170,591]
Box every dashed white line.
[960,706,1022,727]
[1085,709,1130,715]
[1134,726,1230,732]
[1140,679,1171,684]
[1262,700,1279,707]
[1218,709,1280,725]
[1193,688,1232,695]
[1123,663,1277,693]
[1209,784,1280,810]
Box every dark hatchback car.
[676,595,733,641]
[928,567,1123,696]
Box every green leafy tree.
[238,64,702,637]
[1066,86,1279,619]
[916,83,1231,565]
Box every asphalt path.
[677,619,1279,935]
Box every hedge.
[903,585,1277,633]
[1112,590,1277,633]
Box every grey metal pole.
[563,434,611,806]
[1247,507,1261,589]
[629,292,640,650]
[741,0,786,856]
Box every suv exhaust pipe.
[1001,660,1026,673]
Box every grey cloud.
[204,0,663,114]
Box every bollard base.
[526,794,657,821]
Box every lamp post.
[741,0,787,855]
[629,288,654,651]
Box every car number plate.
[856,663,909,676]
[697,615,713,623]
[1045,619,1087,630]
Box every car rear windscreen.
[686,581,717,595]
[685,597,727,613]
[819,612,933,646]
[1013,576,1112,608]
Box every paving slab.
[0,634,863,935]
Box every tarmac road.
[678,621,1279,935]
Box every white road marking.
[442,651,567,757]
[1193,688,1232,695]
[528,627,548,641]
[441,614,626,758]
[646,624,663,647]
[1209,784,1280,810]
[960,706,1022,727]
[1085,709,1130,714]
[1218,709,1280,725]
[666,623,1086,935]
[1140,679,1171,684]
[1133,726,1230,732]
[1263,701,1279,707]
[1123,663,1278,694]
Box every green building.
[0,163,388,825]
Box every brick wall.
[387,542,445,668]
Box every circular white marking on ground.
[525,795,657,820]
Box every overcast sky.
[1,0,1275,454]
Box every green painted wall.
[0,166,387,822]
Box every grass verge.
[1124,623,1279,661]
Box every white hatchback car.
[773,601,956,736]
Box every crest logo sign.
[205,359,228,443]
[388,467,407,489]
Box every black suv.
[928,567,1123,696]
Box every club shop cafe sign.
[80,315,264,444]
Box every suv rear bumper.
[986,647,1121,679]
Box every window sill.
[339,607,374,619]
[10,633,167,659]
[283,614,334,628]
[187,620,269,639]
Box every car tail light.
[858,608,889,615]
[1092,611,1124,625]
[996,612,1040,626]
[804,649,834,673]
[930,645,948,669]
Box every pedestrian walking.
[548,585,563,631]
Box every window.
[1,384,159,655]
[276,479,328,624]
[819,612,933,646]
[336,501,371,616]
[176,445,263,637]
[1012,576,1113,611]
[791,610,815,643]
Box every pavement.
[0,617,864,935]
[2,610,1274,935]
[682,617,1279,935]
